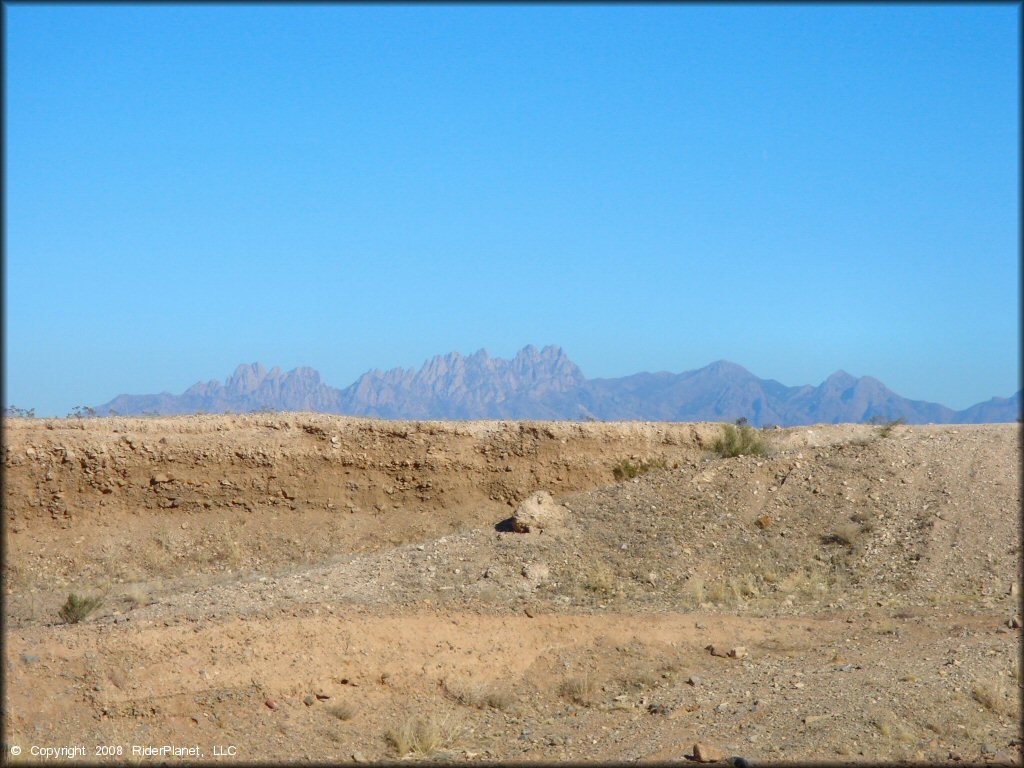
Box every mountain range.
[93,345,1021,426]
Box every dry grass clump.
[59,593,104,623]
[385,713,459,757]
[709,424,770,458]
[823,523,864,549]
[869,709,916,743]
[445,681,516,712]
[870,416,906,438]
[971,681,1011,716]
[559,674,596,706]
[681,575,705,606]
[612,458,667,481]
[583,564,617,595]
[705,575,761,606]
[479,687,516,712]
[122,584,151,609]
[327,703,356,721]
[617,668,661,692]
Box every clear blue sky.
[4,4,1019,416]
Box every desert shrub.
[444,681,516,712]
[868,416,906,437]
[583,564,617,594]
[59,593,104,623]
[385,714,459,757]
[682,575,705,605]
[823,523,864,549]
[328,703,355,721]
[559,674,596,706]
[612,458,666,481]
[971,682,1011,715]
[709,424,769,458]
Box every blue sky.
[4,4,1019,416]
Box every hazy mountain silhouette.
[93,345,1020,425]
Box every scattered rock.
[511,490,566,533]
[351,751,366,763]
[755,514,772,529]
[687,675,701,687]
[264,699,278,710]
[981,744,995,755]
[1009,616,1020,629]
[728,646,748,659]
[693,742,725,762]
[303,695,315,706]
[524,606,535,618]
[150,473,172,485]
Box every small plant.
[823,523,864,549]
[868,415,906,438]
[559,674,596,706]
[972,682,1009,715]
[122,585,151,609]
[681,575,705,605]
[612,458,666,481]
[709,423,769,458]
[68,405,96,419]
[59,593,104,623]
[3,406,35,418]
[583,563,616,594]
[385,714,459,757]
[328,702,355,721]
[446,682,516,711]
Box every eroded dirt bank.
[4,416,728,592]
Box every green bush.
[59,593,104,624]
[710,423,769,458]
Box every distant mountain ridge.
[93,345,1021,425]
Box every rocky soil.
[3,416,1021,764]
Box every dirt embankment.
[2,417,1021,765]
[3,415,738,593]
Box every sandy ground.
[3,415,1021,764]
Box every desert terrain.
[2,415,1021,764]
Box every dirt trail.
[3,416,1021,764]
